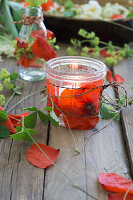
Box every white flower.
[81,0,102,19]
[102,3,129,19]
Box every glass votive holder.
[45,56,106,130]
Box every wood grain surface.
[113,57,133,175]
[0,43,133,200]
[0,59,48,200]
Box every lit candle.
[46,56,106,130]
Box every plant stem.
[4,91,16,110]
[80,111,121,153]
[26,132,99,200]
[123,184,133,200]
[7,91,39,113]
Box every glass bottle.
[19,7,47,81]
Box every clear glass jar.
[19,7,47,81]
[45,56,107,130]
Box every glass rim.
[46,56,107,82]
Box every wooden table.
[0,43,133,200]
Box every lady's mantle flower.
[81,0,102,19]
[0,95,5,106]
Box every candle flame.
[70,63,78,70]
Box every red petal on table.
[26,143,60,168]
[8,112,30,127]
[31,36,57,61]
[111,14,122,20]
[114,74,125,84]
[0,106,16,133]
[31,29,54,40]
[106,70,114,82]
[108,193,133,200]
[41,0,55,11]
[99,173,133,194]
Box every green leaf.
[0,124,10,138]
[21,107,38,112]
[49,110,59,126]
[0,110,7,123]
[10,72,18,81]
[1,0,18,39]
[43,107,53,111]
[127,12,133,18]
[24,112,37,129]
[38,111,49,126]
[11,128,36,142]
[65,0,74,10]
[101,104,120,121]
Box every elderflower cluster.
[102,3,129,19]
[80,1,102,19]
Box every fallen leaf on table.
[99,173,133,194]
[106,70,125,84]
[26,143,60,168]
[108,193,133,200]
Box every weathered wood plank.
[0,59,48,200]
[113,57,133,175]
[44,82,130,200]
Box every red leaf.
[31,36,57,61]
[106,70,114,82]
[0,106,29,134]
[106,70,125,84]
[8,112,30,127]
[99,173,133,194]
[111,14,122,20]
[26,143,60,168]
[108,193,133,200]
[0,106,16,133]
[114,75,125,84]
[41,0,55,11]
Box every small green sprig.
[0,68,23,106]
[66,28,133,67]
[0,106,59,140]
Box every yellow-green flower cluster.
[0,94,5,106]
[0,68,14,90]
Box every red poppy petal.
[100,49,111,57]
[108,193,133,200]
[0,106,16,133]
[26,143,60,168]
[99,173,133,194]
[31,36,57,61]
[31,29,46,39]
[63,113,99,130]
[106,70,114,82]
[111,14,122,20]
[8,112,30,127]
[114,74,125,84]
[47,29,54,40]
[41,0,55,11]
[18,55,31,68]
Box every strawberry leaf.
[101,104,120,121]
[0,125,10,138]
[0,110,7,123]
[21,107,38,111]
[38,111,49,126]
[24,112,37,129]
[11,128,36,142]
[49,110,59,126]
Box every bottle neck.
[25,7,42,17]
